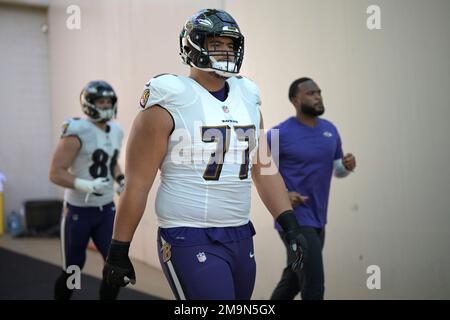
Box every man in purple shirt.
[268,77,356,300]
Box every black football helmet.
[179,9,244,77]
[80,81,117,122]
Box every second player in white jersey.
[61,118,124,207]
[141,74,261,228]
[50,80,125,300]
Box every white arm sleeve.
[333,158,350,178]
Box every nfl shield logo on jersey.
[222,105,230,113]
[196,252,207,263]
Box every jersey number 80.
[89,149,119,179]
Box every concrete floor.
[0,233,173,300]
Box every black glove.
[103,240,136,287]
[276,210,308,271]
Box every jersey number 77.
[202,125,256,181]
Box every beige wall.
[0,3,55,217]
[9,0,448,299]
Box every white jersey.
[140,74,261,228]
[61,118,124,207]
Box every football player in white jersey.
[103,9,307,300]
[49,81,125,300]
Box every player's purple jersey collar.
[208,82,229,102]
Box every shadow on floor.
[0,247,159,300]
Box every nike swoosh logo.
[249,252,255,258]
